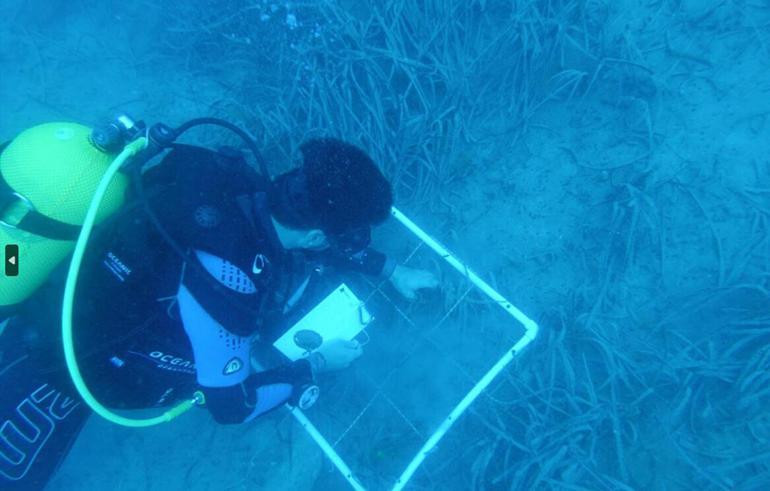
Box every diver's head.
[268,138,393,252]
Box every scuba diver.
[0,117,438,490]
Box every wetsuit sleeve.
[202,360,313,424]
[319,247,397,278]
[177,252,313,424]
[346,248,397,278]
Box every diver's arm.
[351,247,398,278]
[335,249,439,298]
[316,246,397,278]
[203,359,315,424]
[177,284,315,424]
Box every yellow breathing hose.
[61,137,202,427]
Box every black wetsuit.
[0,144,394,490]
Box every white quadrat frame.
[287,207,539,491]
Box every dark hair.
[268,138,393,234]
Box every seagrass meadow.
[1,1,769,490]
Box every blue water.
[1,0,769,489]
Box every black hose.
[173,117,271,181]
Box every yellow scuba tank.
[0,122,128,306]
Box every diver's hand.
[308,339,363,373]
[389,265,439,300]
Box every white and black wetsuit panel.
[179,250,302,423]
